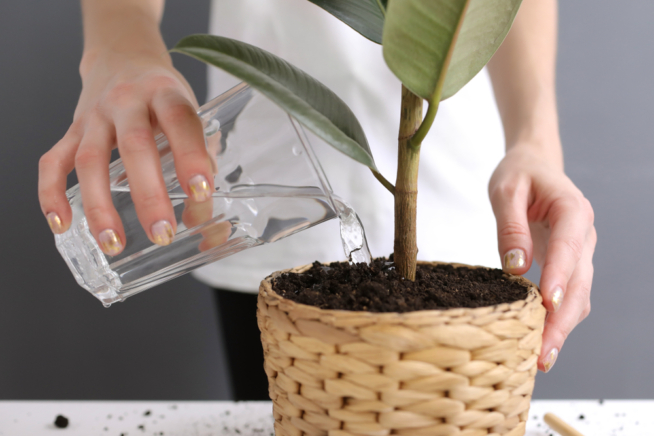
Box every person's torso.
[193,0,505,292]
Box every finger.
[199,221,232,252]
[38,125,81,234]
[539,195,594,312]
[538,226,596,372]
[181,198,214,229]
[75,117,126,255]
[151,90,214,202]
[205,130,222,176]
[114,103,177,246]
[489,176,533,275]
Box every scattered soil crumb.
[143,410,151,416]
[54,415,69,429]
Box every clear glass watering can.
[55,83,370,307]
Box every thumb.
[489,182,533,275]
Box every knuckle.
[553,236,584,261]
[88,105,107,122]
[75,148,103,169]
[589,226,598,246]
[85,204,111,226]
[581,197,595,223]
[175,147,208,165]
[548,322,571,344]
[39,151,59,171]
[38,184,56,204]
[588,263,595,280]
[497,220,530,239]
[160,102,196,125]
[578,282,592,301]
[69,117,85,134]
[149,75,179,91]
[119,129,155,154]
[570,283,593,321]
[490,179,523,203]
[135,190,169,211]
[107,82,137,105]
[579,303,591,322]
[550,194,580,216]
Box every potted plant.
[172,0,546,434]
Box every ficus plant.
[172,0,523,281]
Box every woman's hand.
[489,144,596,372]
[38,12,213,255]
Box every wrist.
[80,45,172,80]
[506,135,564,171]
[80,8,168,79]
[504,98,563,170]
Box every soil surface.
[273,258,530,313]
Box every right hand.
[38,48,213,255]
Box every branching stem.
[372,169,395,195]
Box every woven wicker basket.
[257,261,546,436]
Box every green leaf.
[172,35,376,170]
[382,0,522,101]
[307,0,386,44]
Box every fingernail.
[99,229,123,256]
[46,212,64,234]
[151,220,174,246]
[503,248,526,271]
[551,287,564,312]
[543,348,559,373]
[189,174,211,202]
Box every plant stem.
[371,169,396,195]
[394,85,423,281]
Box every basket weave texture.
[257,262,546,436]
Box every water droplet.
[204,119,221,137]
[292,146,303,156]
[382,262,395,272]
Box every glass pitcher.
[55,83,369,307]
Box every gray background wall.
[0,0,651,401]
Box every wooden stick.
[543,413,586,436]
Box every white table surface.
[0,400,651,436]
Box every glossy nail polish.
[46,212,64,234]
[189,175,211,202]
[503,248,526,270]
[543,348,559,373]
[99,229,123,256]
[151,220,174,246]
[551,287,564,312]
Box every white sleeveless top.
[192,0,505,292]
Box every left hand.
[488,144,596,373]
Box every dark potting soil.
[273,258,530,313]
